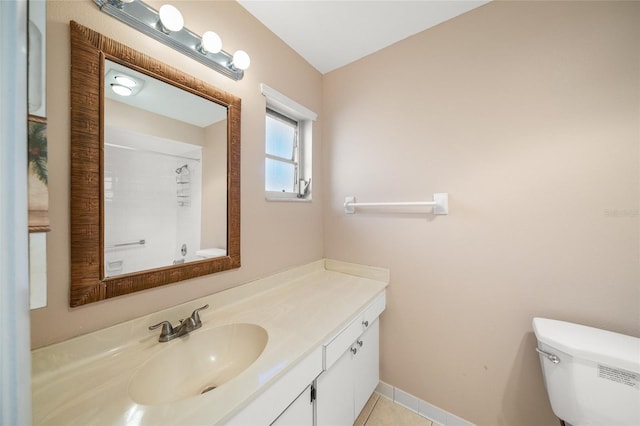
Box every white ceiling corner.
[237,0,490,74]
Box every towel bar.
[344,193,448,215]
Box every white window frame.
[261,83,317,202]
[265,108,300,194]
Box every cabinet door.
[271,384,313,426]
[354,319,379,416]
[316,346,355,426]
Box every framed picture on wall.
[28,115,48,232]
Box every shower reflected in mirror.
[103,59,228,278]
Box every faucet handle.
[149,320,175,342]
[190,304,209,328]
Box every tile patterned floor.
[355,393,434,426]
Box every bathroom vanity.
[32,260,388,425]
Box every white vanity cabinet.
[316,292,385,426]
[226,291,385,426]
[31,260,390,426]
[271,384,314,426]
[353,320,380,416]
[224,347,322,426]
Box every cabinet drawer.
[323,292,386,370]
[324,317,362,370]
[363,292,385,327]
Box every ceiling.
[237,0,490,74]
[105,60,227,128]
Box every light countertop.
[32,259,389,425]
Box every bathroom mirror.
[103,59,228,278]
[70,21,240,307]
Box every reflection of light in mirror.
[105,65,145,97]
[114,75,137,88]
[110,84,132,97]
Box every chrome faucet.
[149,304,209,342]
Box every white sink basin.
[129,323,268,405]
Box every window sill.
[265,192,312,203]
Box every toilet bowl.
[532,317,640,426]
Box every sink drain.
[201,385,217,394]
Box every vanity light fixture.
[231,50,251,71]
[157,4,183,33]
[94,0,250,80]
[198,31,222,54]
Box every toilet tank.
[532,318,640,426]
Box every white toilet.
[195,247,227,259]
[532,317,640,426]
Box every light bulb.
[232,50,250,71]
[111,84,132,97]
[158,4,183,32]
[200,31,222,54]
[114,75,136,88]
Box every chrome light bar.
[93,0,245,80]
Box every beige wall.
[105,98,206,147]
[32,1,639,424]
[202,119,228,250]
[31,0,323,347]
[323,2,639,426]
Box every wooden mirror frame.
[69,21,240,307]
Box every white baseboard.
[375,381,475,426]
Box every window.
[261,84,317,201]
[265,109,299,194]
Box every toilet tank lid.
[532,317,639,373]
[196,248,227,258]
